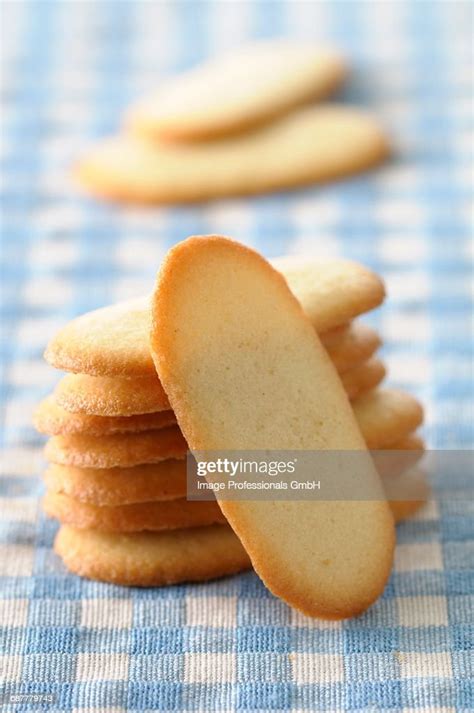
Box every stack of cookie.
[75,41,390,204]
[35,253,425,587]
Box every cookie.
[54,372,170,417]
[373,433,425,480]
[390,498,428,522]
[317,323,349,347]
[51,338,380,419]
[391,498,427,522]
[127,42,347,142]
[44,460,187,506]
[45,257,384,378]
[44,296,152,378]
[34,396,176,436]
[76,106,390,205]
[324,322,381,373]
[385,468,430,523]
[353,389,424,449]
[271,255,385,334]
[55,524,251,586]
[340,357,386,400]
[150,235,394,620]
[390,434,425,452]
[44,491,226,532]
[44,426,187,469]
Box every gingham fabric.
[1,1,473,711]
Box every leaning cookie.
[44,257,384,378]
[35,396,176,436]
[55,524,252,586]
[76,106,390,205]
[151,235,395,620]
[127,42,347,141]
[44,491,226,532]
[44,426,187,469]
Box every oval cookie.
[127,42,347,141]
[35,396,176,436]
[271,256,385,335]
[44,460,188,506]
[44,296,152,377]
[54,374,170,417]
[44,426,187,469]
[373,433,425,480]
[150,235,395,620]
[353,388,424,449]
[44,491,226,532]
[385,468,430,522]
[340,357,386,400]
[76,106,390,205]
[55,524,251,586]
[323,322,381,373]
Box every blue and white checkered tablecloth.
[1,1,473,711]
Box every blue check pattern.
[0,1,473,710]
